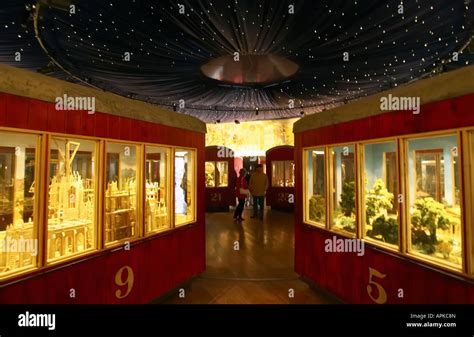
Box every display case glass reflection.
[175,149,195,225]
[0,132,38,275]
[105,143,138,243]
[407,135,462,267]
[145,146,170,233]
[330,145,356,234]
[304,149,326,227]
[363,141,399,247]
[48,138,97,261]
[271,160,294,187]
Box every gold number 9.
[367,267,387,304]
[115,266,134,299]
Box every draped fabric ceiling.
[0,0,473,123]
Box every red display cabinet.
[265,146,295,211]
[205,146,241,211]
[294,65,474,304]
[0,64,206,304]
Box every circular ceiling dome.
[201,54,299,85]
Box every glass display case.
[407,134,462,267]
[105,143,138,243]
[205,162,216,187]
[145,146,170,233]
[362,141,399,247]
[271,160,295,187]
[304,149,326,227]
[48,137,97,260]
[205,161,228,188]
[330,145,356,234]
[175,149,195,225]
[0,123,200,282]
[0,132,38,275]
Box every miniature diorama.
[0,132,37,275]
[105,143,138,243]
[145,147,170,233]
[48,138,96,260]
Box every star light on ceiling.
[0,0,473,122]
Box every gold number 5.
[115,266,134,299]
[367,267,387,304]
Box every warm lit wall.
[206,118,297,156]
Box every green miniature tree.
[339,181,355,216]
[309,195,325,222]
[365,179,394,224]
[411,197,451,254]
[367,215,398,244]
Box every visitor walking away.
[249,164,268,220]
[234,168,248,221]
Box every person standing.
[233,168,248,221]
[249,164,268,220]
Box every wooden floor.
[161,207,339,304]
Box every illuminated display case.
[205,146,241,211]
[145,146,171,233]
[406,134,462,267]
[105,143,138,244]
[295,66,474,304]
[266,146,294,210]
[205,161,228,188]
[0,117,201,283]
[48,137,97,260]
[175,149,196,225]
[0,66,205,304]
[271,161,294,187]
[304,148,326,227]
[0,131,38,276]
[329,145,356,235]
[362,141,399,247]
[0,128,200,281]
[303,134,465,270]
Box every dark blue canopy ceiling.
[0,0,473,122]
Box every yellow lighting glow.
[206,118,297,156]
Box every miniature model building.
[145,148,169,232]
[0,132,37,274]
[105,143,138,243]
[48,139,96,260]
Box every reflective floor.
[162,207,339,304]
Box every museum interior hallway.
[160,208,339,304]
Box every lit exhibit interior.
[0,0,473,309]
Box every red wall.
[266,146,295,210]
[294,93,474,304]
[0,92,206,303]
[205,146,237,209]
